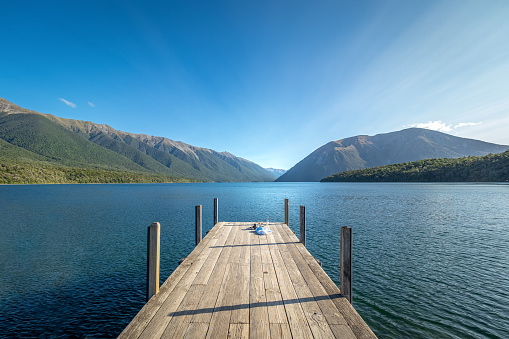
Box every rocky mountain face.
[0,98,274,182]
[276,128,509,182]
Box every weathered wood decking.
[119,222,376,338]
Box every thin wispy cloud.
[88,101,95,107]
[409,121,482,133]
[58,98,76,108]
[454,122,481,128]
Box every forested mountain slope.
[321,151,509,182]
[0,98,274,183]
[277,128,509,182]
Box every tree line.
[321,150,509,182]
[0,159,200,184]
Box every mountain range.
[277,128,509,182]
[0,98,274,182]
[3,98,508,184]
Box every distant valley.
[277,128,509,182]
[264,167,287,178]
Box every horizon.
[2,1,509,169]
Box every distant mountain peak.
[277,128,509,182]
[0,97,37,115]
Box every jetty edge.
[119,201,376,338]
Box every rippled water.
[0,183,508,338]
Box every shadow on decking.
[210,242,296,248]
[168,294,342,317]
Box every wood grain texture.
[196,205,202,246]
[299,205,306,246]
[214,198,218,226]
[284,199,289,226]
[147,222,160,302]
[121,222,376,338]
[118,222,226,339]
[341,226,352,304]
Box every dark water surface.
[0,183,508,338]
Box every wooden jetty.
[120,203,376,338]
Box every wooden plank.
[205,223,244,338]
[269,323,292,339]
[205,263,239,338]
[266,231,314,338]
[192,226,234,286]
[228,324,249,339]
[190,223,240,324]
[138,224,233,339]
[119,222,226,339]
[262,262,288,325]
[272,225,335,338]
[164,224,239,338]
[259,228,272,265]
[277,223,377,338]
[162,284,207,339]
[183,323,209,339]
[228,223,244,265]
[249,228,270,338]
[260,230,288,325]
[230,224,250,325]
[122,221,376,339]
[330,324,357,339]
[274,223,347,326]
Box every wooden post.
[147,222,160,301]
[284,198,289,226]
[340,226,352,303]
[299,205,306,246]
[213,198,218,225]
[195,205,202,246]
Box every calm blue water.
[0,183,508,338]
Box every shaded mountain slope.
[277,128,509,182]
[0,112,151,173]
[0,98,274,182]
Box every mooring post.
[340,226,352,303]
[213,198,218,225]
[195,205,202,246]
[147,222,160,302]
[284,198,289,226]
[299,205,306,246]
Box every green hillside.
[42,112,274,182]
[0,112,152,172]
[0,137,52,162]
[321,151,509,182]
[0,98,275,183]
[0,158,197,184]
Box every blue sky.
[2,0,509,169]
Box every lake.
[0,182,508,338]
